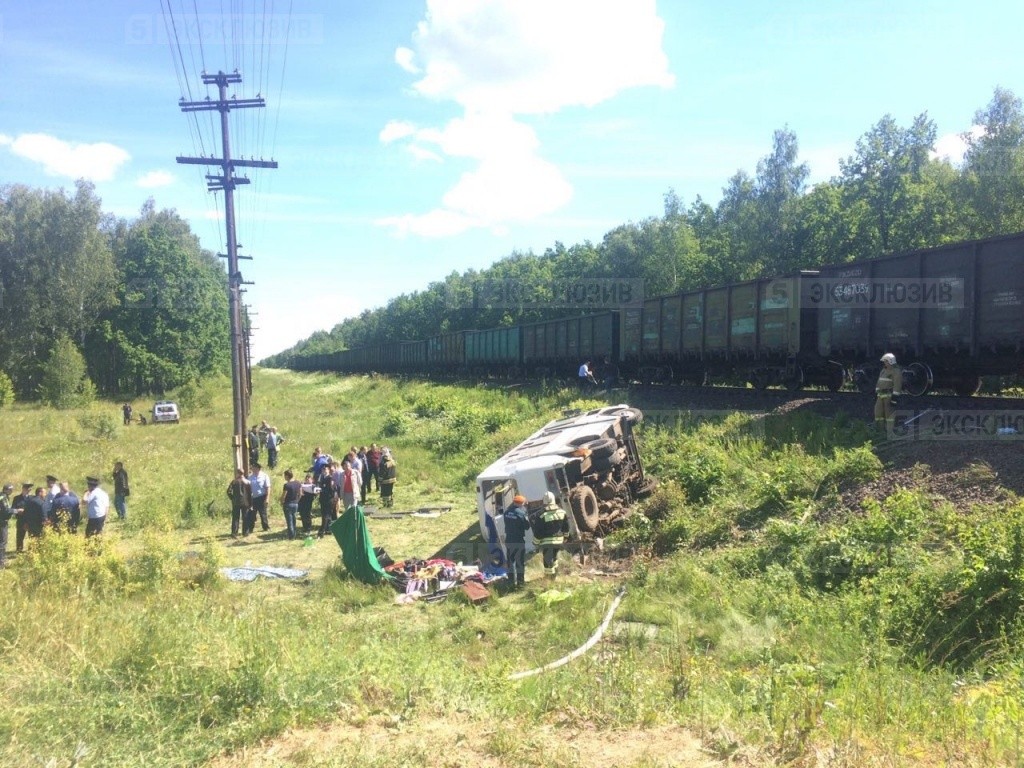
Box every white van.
[476,404,652,548]
[152,401,180,424]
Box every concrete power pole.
[177,70,277,473]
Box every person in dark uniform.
[12,482,36,552]
[502,494,531,590]
[316,464,338,538]
[50,482,81,533]
[122,402,133,426]
[18,486,47,546]
[112,461,129,520]
[0,483,14,568]
[532,491,569,578]
[247,426,261,468]
[601,356,619,392]
[226,468,251,538]
[298,473,318,536]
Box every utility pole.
[177,70,277,473]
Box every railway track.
[622,382,1024,414]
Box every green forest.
[0,184,230,405]
[264,87,1024,367]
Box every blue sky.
[1,0,1022,358]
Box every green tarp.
[330,505,393,584]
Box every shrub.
[0,370,14,407]
[885,501,1024,668]
[77,409,119,440]
[381,410,411,437]
[820,445,883,493]
[641,480,686,522]
[672,446,729,504]
[409,391,448,418]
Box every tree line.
[0,183,230,405]
[263,87,1024,367]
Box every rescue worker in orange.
[874,353,903,433]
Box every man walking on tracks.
[875,353,903,434]
[533,491,569,578]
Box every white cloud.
[407,145,442,163]
[2,132,130,181]
[381,0,673,237]
[406,0,674,114]
[379,120,417,143]
[801,143,851,185]
[376,209,477,238]
[136,170,176,188]
[395,46,419,74]
[932,125,985,164]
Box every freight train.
[287,231,1024,396]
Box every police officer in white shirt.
[83,476,110,538]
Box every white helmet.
[542,491,556,507]
[880,353,897,365]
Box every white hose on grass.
[508,586,626,681]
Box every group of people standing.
[246,421,285,470]
[0,463,129,567]
[226,443,398,541]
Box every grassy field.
[0,370,1021,767]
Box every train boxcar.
[426,331,467,375]
[630,273,842,390]
[816,231,1024,395]
[399,340,427,373]
[521,312,620,378]
[465,326,521,376]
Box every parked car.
[152,401,180,424]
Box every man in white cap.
[532,491,569,578]
[83,476,110,538]
[875,353,903,433]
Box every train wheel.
[902,362,933,397]
[569,485,600,533]
[750,370,770,390]
[954,375,982,397]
